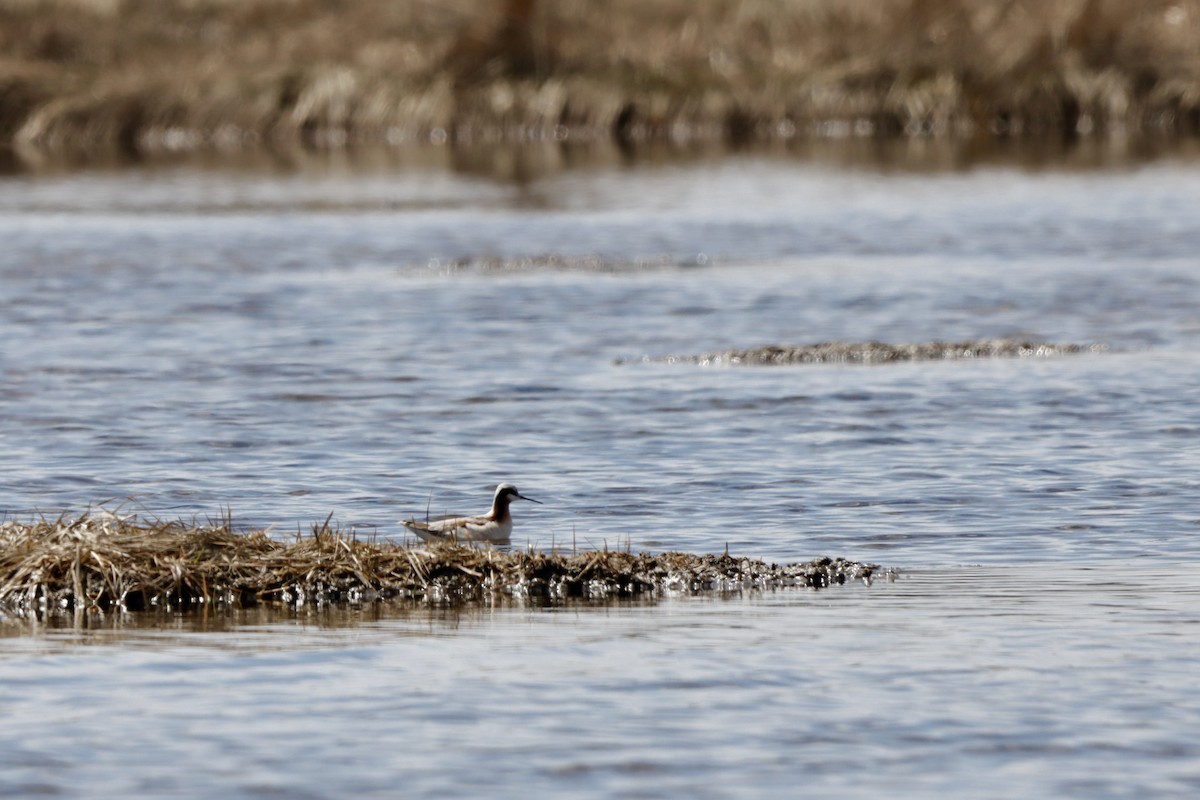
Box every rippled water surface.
[2,148,1200,797]
[3,567,1200,799]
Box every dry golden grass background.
[2,0,1198,155]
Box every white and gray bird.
[401,483,541,545]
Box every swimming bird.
[402,483,541,545]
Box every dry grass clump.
[630,339,1108,366]
[0,513,877,616]
[1,0,1198,156]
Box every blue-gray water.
[2,149,1200,798]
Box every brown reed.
[1,0,1198,157]
[0,513,878,615]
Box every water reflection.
[6,133,1200,184]
[0,594,671,651]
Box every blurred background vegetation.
[1,0,1199,157]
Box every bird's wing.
[402,514,477,542]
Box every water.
[2,147,1200,797]
[3,568,1200,799]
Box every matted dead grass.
[2,0,1199,156]
[0,513,878,615]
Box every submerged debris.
[628,339,1108,366]
[0,515,878,615]
[426,253,680,274]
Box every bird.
[401,483,541,545]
